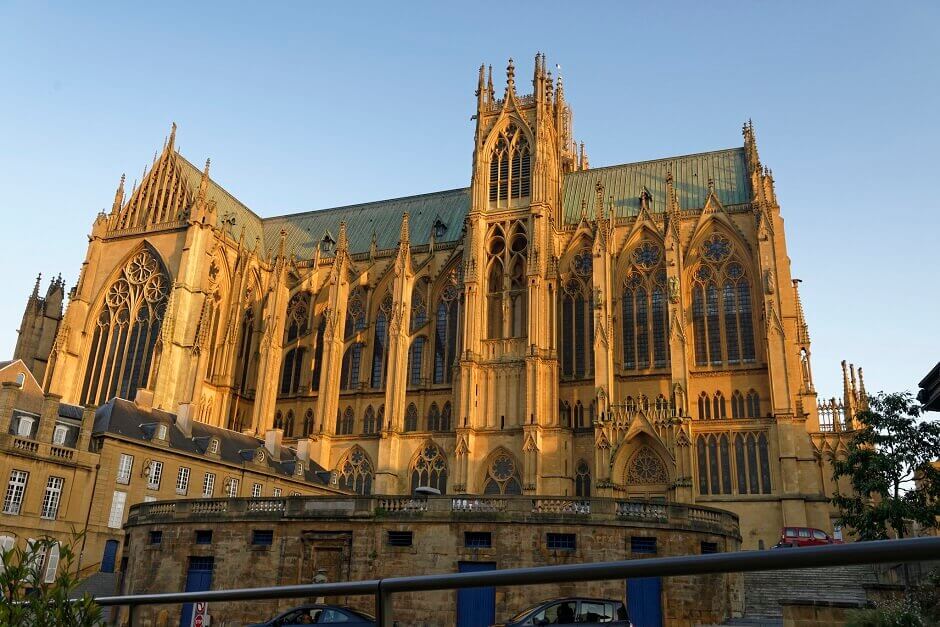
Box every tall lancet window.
[621,241,669,371]
[81,249,169,405]
[561,248,594,379]
[691,233,756,367]
[433,268,461,384]
[370,294,393,388]
[280,291,311,395]
[486,223,527,339]
[488,123,531,205]
[235,307,255,394]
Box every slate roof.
[562,147,751,223]
[92,398,333,486]
[262,188,470,259]
[170,145,751,258]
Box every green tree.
[0,533,102,626]
[832,391,940,540]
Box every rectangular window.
[149,531,162,545]
[546,533,576,551]
[52,424,69,446]
[176,467,190,495]
[3,470,29,515]
[251,483,262,498]
[701,541,719,554]
[272,488,281,497]
[631,536,657,554]
[116,454,134,484]
[13,413,36,438]
[195,530,213,545]
[251,530,274,546]
[227,478,239,498]
[40,476,64,520]
[108,490,127,528]
[147,461,163,490]
[387,531,413,547]
[144,496,156,503]
[464,532,492,548]
[203,472,215,498]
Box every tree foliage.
[832,391,940,540]
[0,534,102,626]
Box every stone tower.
[13,273,65,383]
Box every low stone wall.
[120,495,743,626]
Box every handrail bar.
[95,536,940,626]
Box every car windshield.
[509,601,551,622]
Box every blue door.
[101,540,119,573]
[627,577,662,627]
[457,561,496,627]
[179,557,214,627]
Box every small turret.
[111,174,126,215]
[505,58,516,97]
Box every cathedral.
[15,54,860,549]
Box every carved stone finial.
[506,58,515,94]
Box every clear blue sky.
[1,2,937,400]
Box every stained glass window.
[404,403,418,432]
[338,447,373,495]
[691,233,756,367]
[344,288,366,340]
[340,343,363,390]
[285,292,311,342]
[440,402,452,431]
[622,241,669,371]
[280,348,305,395]
[489,124,530,204]
[362,406,375,435]
[575,460,591,498]
[434,270,461,384]
[427,403,441,431]
[747,390,760,418]
[410,443,448,494]
[561,277,593,379]
[408,337,425,386]
[81,249,169,405]
[371,294,393,388]
[482,451,522,495]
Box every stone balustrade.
[128,494,740,537]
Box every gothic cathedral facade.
[18,55,856,548]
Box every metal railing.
[96,536,940,626]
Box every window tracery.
[696,432,773,495]
[303,408,313,436]
[434,268,461,384]
[340,343,363,390]
[488,123,530,204]
[626,447,669,485]
[336,406,354,435]
[427,403,441,431]
[344,288,366,340]
[482,451,522,495]
[561,248,594,379]
[280,348,305,395]
[285,292,311,342]
[621,240,669,370]
[371,294,393,388]
[440,401,452,431]
[404,403,418,432]
[411,283,428,332]
[410,442,448,494]
[337,447,373,495]
[691,233,756,367]
[81,249,169,406]
[486,225,527,339]
[284,410,294,436]
[362,405,375,435]
[575,460,591,498]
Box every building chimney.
[264,429,283,460]
[176,402,194,438]
[134,388,154,412]
[295,438,311,465]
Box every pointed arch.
[560,246,594,380]
[427,402,441,431]
[486,120,533,206]
[340,343,363,390]
[480,447,523,495]
[404,403,419,432]
[620,237,669,371]
[336,446,374,495]
[408,335,426,387]
[362,405,376,435]
[624,446,669,485]
[81,243,171,406]
[575,459,592,497]
[432,262,462,384]
[409,440,448,494]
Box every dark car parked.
[247,604,375,626]
[495,597,631,626]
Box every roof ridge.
[176,154,264,223]
[262,187,470,223]
[568,146,745,176]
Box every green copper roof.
[177,156,266,245]
[262,188,470,259]
[562,147,751,223]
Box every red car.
[774,526,843,548]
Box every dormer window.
[432,218,447,239]
[156,424,168,441]
[295,461,305,477]
[208,438,220,455]
[320,232,336,254]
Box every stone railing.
[616,500,668,521]
[126,495,739,537]
[12,437,39,454]
[0,433,92,466]
[50,445,74,461]
[480,338,528,361]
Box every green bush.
[0,534,102,626]
[847,568,940,627]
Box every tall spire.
[111,173,126,214]
[399,212,410,246]
[487,65,494,101]
[31,273,41,298]
[336,221,348,255]
[857,367,868,409]
[505,58,515,96]
[743,118,761,174]
[792,279,810,344]
[168,122,177,152]
[476,64,486,109]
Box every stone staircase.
[723,564,876,625]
